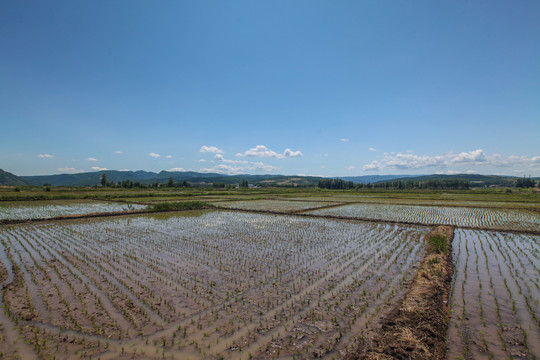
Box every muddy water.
[0,200,147,220]
[307,204,540,232]
[1,212,429,359]
[448,229,540,359]
[29,226,148,333]
[0,235,39,359]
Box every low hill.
[22,170,156,187]
[0,169,29,186]
[21,170,324,187]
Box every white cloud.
[57,167,84,174]
[200,164,243,175]
[250,162,279,172]
[382,153,445,170]
[114,151,123,154]
[91,166,108,171]
[119,169,130,171]
[283,149,303,157]
[38,154,54,158]
[369,148,376,152]
[449,149,486,165]
[166,155,172,159]
[436,170,460,175]
[347,166,356,171]
[363,149,540,172]
[200,159,279,175]
[87,157,99,162]
[237,145,278,158]
[493,154,540,167]
[148,153,161,158]
[340,138,349,142]
[169,167,185,172]
[236,145,303,159]
[215,154,249,164]
[363,160,382,171]
[199,159,207,162]
[200,145,224,154]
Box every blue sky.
[1,1,539,177]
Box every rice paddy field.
[305,203,540,232]
[0,211,426,359]
[0,200,148,221]
[287,196,540,210]
[0,188,539,359]
[448,230,540,359]
[217,199,342,213]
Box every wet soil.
[345,226,454,360]
[447,230,540,359]
[0,213,426,359]
[1,208,537,359]
[221,207,540,236]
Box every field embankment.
[347,226,454,360]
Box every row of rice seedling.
[217,199,342,212]
[305,203,540,232]
[0,200,147,220]
[447,229,540,359]
[0,211,427,359]
[288,197,540,209]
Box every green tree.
[101,173,107,187]
[168,177,174,187]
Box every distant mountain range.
[0,168,537,187]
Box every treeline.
[100,174,195,189]
[319,178,470,190]
[374,178,470,190]
[318,178,356,189]
[515,177,536,188]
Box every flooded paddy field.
[109,197,226,205]
[217,199,343,213]
[448,230,540,359]
[0,200,148,221]
[287,196,540,210]
[0,210,428,359]
[305,203,540,232]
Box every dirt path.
[345,226,454,360]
